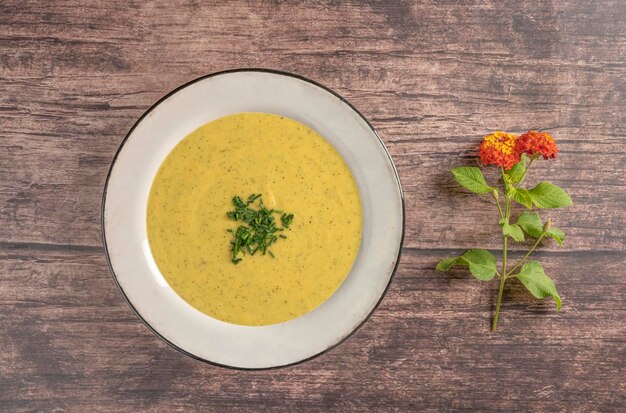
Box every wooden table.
[1,1,624,411]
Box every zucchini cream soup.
[147,113,362,326]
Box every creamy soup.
[147,113,362,326]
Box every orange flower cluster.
[479,130,558,169]
[479,131,520,170]
[516,130,558,159]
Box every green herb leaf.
[461,249,497,281]
[510,187,533,209]
[281,213,294,228]
[514,260,562,310]
[516,211,544,238]
[528,182,573,209]
[546,227,565,245]
[506,154,527,185]
[502,223,525,242]
[226,194,294,264]
[233,196,246,209]
[451,167,494,194]
[436,256,463,271]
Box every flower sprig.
[437,131,572,331]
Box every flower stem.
[493,168,512,332]
[515,157,534,187]
[508,232,546,275]
[493,235,507,331]
[495,197,505,220]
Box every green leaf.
[516,211,544,238]
[514,260,562,310]
[502,223,525,242]
[528,182,573,209]
[451,167,494,194]
[516,212,566,245]
[436,256,463,271]
[506,154,527,185]
[436,250,498,282]
[510,187,533,209]
[546,227,565,245]
[461,249,497,281]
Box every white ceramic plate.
[102,69,404,369]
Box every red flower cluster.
[479,130,558,169]
[516,130,558,159]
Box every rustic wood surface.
[1,1,624,411]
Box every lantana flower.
[515,130,558,159]
[440,129,571,331]
[479,131,521,170]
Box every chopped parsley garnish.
[281,213,294,228]
[226,194,294,264]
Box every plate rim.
[101,68,406,370]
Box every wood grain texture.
[0,0,624,411]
